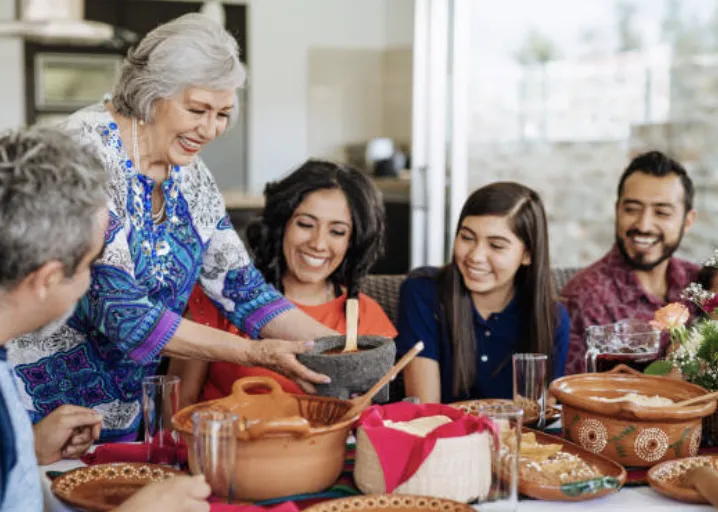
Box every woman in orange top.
[173,159,397,406]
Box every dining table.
[40,442,715,512]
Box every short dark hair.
[246,159,386,297]
[616,151,694,213]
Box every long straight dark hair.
[437,182,557,397]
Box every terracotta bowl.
[171,376,357,501]
[297,335,396,401]
[549,365,716,468]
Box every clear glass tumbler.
[477,403,523,512]
[141,375,180,465]
[512,353,547,430]
[192,409,238,503]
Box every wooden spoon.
[340,341,424,421]
[343,297,359,352]
[672,391,718,408]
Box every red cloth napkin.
[81,443,149,465]
[81,436,188,466]
[357,402,497,493]
[210,503,300,512]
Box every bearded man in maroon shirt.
[562,151,700,374]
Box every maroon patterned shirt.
[561,245,699,374]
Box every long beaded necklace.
[127,117,182,283]
[132,117,170,224]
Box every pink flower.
[653,303,690,330]
[702,295,718,317]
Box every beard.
[30,303,77,338]
[615,227,684,271]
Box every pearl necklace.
[132,117,170,223]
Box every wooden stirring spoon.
[673,391,718,408]
[340,341,424,421]
[343,297,359,352]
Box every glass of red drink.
[584,320,661,373]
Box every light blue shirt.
[0,350,42,512]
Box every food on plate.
[514,396,541,420]
[593,393,675,406]
[382,415,453,437]
[517,432,604,485]
[497,428,604,486]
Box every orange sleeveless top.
[186,286,397,399]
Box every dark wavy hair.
[246,159,386,298]
[436,182,557,397]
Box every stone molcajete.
[297,335,397,401]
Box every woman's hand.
[33,405,103,465]
[246,339,331,393]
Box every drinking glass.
[142,375,180,465]
[477,404,523,512]
[584,320,661,373]
[512,353,547,430]
[192,410,238,503]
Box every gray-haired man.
[0,127,210,511]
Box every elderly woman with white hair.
[7,13,335,443]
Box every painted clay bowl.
[549,365,716,467]
[172,376,356,501]
[297,335,396,401]
[51,463,181,511]
[303,494,474,512]
[648,455,718,504]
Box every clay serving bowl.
[297,335,396,401]
[171,376,357,501]
[549,365,716,468]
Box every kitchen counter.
[221,175,410,210]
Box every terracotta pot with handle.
[549,365,717,467]
[171,376,357,501]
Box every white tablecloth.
[40,455,715,512]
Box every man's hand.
[34,405,103,465]
[680,466,718,508]
[113,474,210,512]
[247,339,331,393]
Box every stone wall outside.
[467,57,718,269]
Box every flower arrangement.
[645,253,718,390]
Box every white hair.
[112,13,246,125]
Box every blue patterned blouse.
[7,103,293,442]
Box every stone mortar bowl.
[297,335,396,401]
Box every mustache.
[625,229,663,241]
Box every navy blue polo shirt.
[395,269,569,404]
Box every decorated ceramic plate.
[647,455,718,504]
[303,495,474,512]
[51,463,182,511]
[515,429,626,501]
[450,398,561,426]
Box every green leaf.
[683,360,701,377]
[644,359,674,375]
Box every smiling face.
[282,188,352,289]
[453,214,531,301]
[151,87,235,167]
[615,171,695,271]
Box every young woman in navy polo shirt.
[395,182,569,403]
